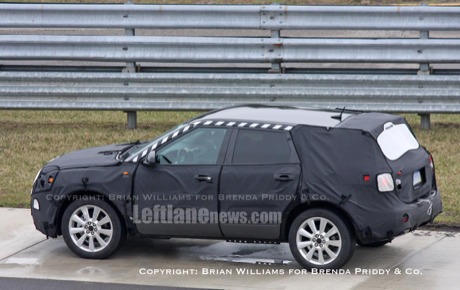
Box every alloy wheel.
[68,205,113,253]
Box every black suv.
[31,105,442,270]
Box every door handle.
[274,173,294,181]
[194,174,213,183]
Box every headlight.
[30,169,42,195]
[33,169,59,193]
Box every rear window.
[377,122,419,160]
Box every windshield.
[120,123,186,161]
[377,122,419,161]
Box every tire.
[289,209,355,270]
[61,198,126,259]
[357,240,389,247]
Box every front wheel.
[61,198,126,259]
[288,209,355,270]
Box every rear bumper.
[399,189,443,230]
[358,189,442,245]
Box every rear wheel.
[61,198,126,259]
[289,209,355,270]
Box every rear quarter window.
[377,122,419,161]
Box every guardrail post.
[123,0,137,129]
[419,114,431,130]
[126,111,137,130]
[262,4,283,73]
[269,30,282,73]
[418,27,431,130]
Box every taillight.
[402,214,409,223]
[428,155,434,169]
[377,173,395,192]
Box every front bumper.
[30,191,60,238]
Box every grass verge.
[0,110,459,226]
[0,110,200,207]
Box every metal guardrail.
[1,4,460,129]
[1,72,459,112]
[1,36,460,63]
[1,4,460,30]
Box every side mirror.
[144,150,156,166]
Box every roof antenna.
[331,107,346,121]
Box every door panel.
[219,164,301,239]
[133,127,229,238]
[219,128,301,240]
[134,165,222,237]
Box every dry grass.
[0,110,200,207]
[0,110,459,226]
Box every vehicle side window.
[232,130,291,164]
[156,128,227,165]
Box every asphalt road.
[0,277,202,290]
[0,208,459,290]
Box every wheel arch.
[282,202,357,242]
[56,190,128,236]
